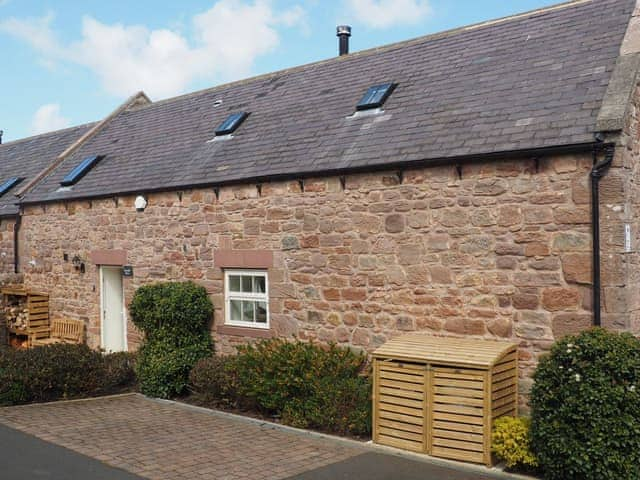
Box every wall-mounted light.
[135,195,147,212]
[72,255,85,273]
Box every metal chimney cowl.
[337,25,351,56]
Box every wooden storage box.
[372,334,518,466]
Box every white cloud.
[0,12,59,54]
[0,1,306,99]
[30,104,71,135]
[345,0,431,28]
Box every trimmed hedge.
[129,281,213,341]
[130,281,213,398]
[189,339,371,436]
[0,344,136,406]
[530,328,640,480]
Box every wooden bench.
[30,319,85,347]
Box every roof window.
[215,112,249,136]
[0,177,23,197]
[60,155,102,186]
[356,83,396,110]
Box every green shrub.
[137,332,211,398]
[189,339,372,436]
[103,351,137,389]
[130,281,214,399]
[530,328,640,480]
[235,340,366,411]
[281,375,372,436]
[0,344,136,406]
[130,281,213,340]
[492,416,538,470]
[189,355,240,408]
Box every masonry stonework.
[0,218,16,277]
[18,152,632,405]
[620,84,640,335]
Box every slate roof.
[22,0,635,204]
[0,124,95,216]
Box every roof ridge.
[142,0,594,110]
[0,122,97,148]
[15,91,151,198]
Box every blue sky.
[0,0,559,142]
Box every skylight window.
[0,177,23,197]
[60,155,102,187]
[215,112,249,136]
[356,83,396,111]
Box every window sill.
[216,324,274,339]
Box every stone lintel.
[214,250,273,269]
[90,249,127,266]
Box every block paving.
[0,394,363,480]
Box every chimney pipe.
[0,130,3,145]
[337,25,351,56]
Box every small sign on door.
[122,265,134,277]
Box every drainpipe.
[591,142,615,327]
[13,213,21,274]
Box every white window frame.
[224,269,269,329]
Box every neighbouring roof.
[21,0,636,204]
[0,124,95,216]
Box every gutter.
[590,141,615,327]
[18,142,598,208]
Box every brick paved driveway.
[0,394,360,480]
[0,394,513,480]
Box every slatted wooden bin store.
[372,334,518,466]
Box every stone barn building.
[3,0,640,402]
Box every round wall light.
[135,195,147,212]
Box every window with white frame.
[224,270,269,328]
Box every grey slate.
[0,124,94,216]
[22,0,636,204]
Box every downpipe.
[13,213,21,274]
[590,143,615,327]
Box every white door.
[101,266,126,352]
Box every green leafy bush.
[530,328,640,480]
[0,344,136,406]
[189,339,371,436]
[280,375,372,435]
[492,416,538,470]
[130,281,213,398]
[130,281,213,340]
[137,332,211,398]
[189,355,240,408]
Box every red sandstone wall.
[19,154,610,403]
[623,84,640,335]
[0,218,15,280]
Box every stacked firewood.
[3,303,28,330]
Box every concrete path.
[0,394,518,480]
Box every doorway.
[100,266,126,352]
